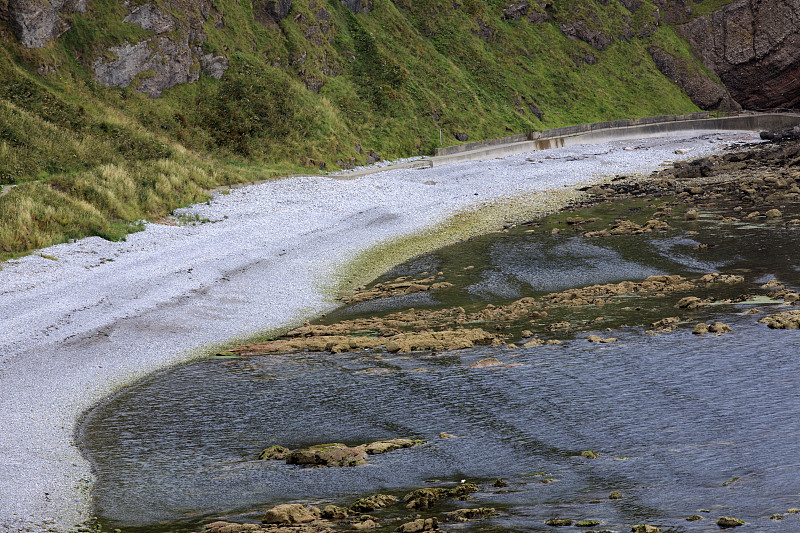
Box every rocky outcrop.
[649,46,740,111]
[93,38,200,98]
[123,3,176,33]
[7,0,85,48]
[559,19,612,50]
[341,0,371,14]
[677,0,800,110]
[92,2,228,97]
[253,0,292,24]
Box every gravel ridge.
[0,131,756,532]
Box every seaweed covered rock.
[287,443,366,467]
[759,310,800,329]
[262,504,318,525]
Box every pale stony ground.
[0,131,758,532]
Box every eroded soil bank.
[80,136,800,533]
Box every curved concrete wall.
[430,112,800,167]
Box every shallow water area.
[81,198,800,533]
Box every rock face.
[341,0,371,14]
[649,46,740,111]
[92,2,228,97]
[253,0,292,23]
[677,0,800,110]
[559,19,612,50]
[7,0,85,48]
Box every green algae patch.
[329,187,592,301]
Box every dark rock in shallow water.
[717,516,744,528]
[760,127,800,143]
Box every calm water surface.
[81,212,800,532]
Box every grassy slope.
[0,0,716,259]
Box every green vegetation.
[0,0,721,259]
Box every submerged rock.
[443,508,496,522]
[631,526,661,533]
[403,483,478,510]
[469,357,503,369]
[545,518,573,526]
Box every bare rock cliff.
[7,0,85,48]
[677,0,800,110]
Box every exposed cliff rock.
[677,0,800,110]
[253,0,292,25]
[92,1,227,97]
[7,0,85,48]
[559,18,612,50]
[341,0,371,15]
[649,46,740,111]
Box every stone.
[765,208,782,218]
[587,335,616,343]
[349,494,397,513]
[502,2,529,20]
[123,3,176,33]
[395,518,438,533]
[580,450,601,459]
[545,518,573,526]
[454,132,468,142]
[254,0,292,22]
[708,322,731,333]
[576,520,601,527]
[320,505,348,520]
[686,515,703,521]
[759,310,800,329]
[470,357,503,369]
[286,443,366,467]
[444,508,496,522]
[199,52,229,79]
[262,504,317,524]
[684,209,699,221]
[364,438,421,455]
[259,445,290,460]
[677,296,706,310]
[716,516,744,528]
[341,0,371,14]
[631,526,661,533]
[93,38,201,98]
[559,19,611,50]
[7,0,84,48]
[609,491,624,499]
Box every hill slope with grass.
[0,0,774,259]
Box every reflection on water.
[80,213,800,532]
[83,319,800,532]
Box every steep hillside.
[0,0,768,258]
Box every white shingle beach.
[0,131,757,532]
